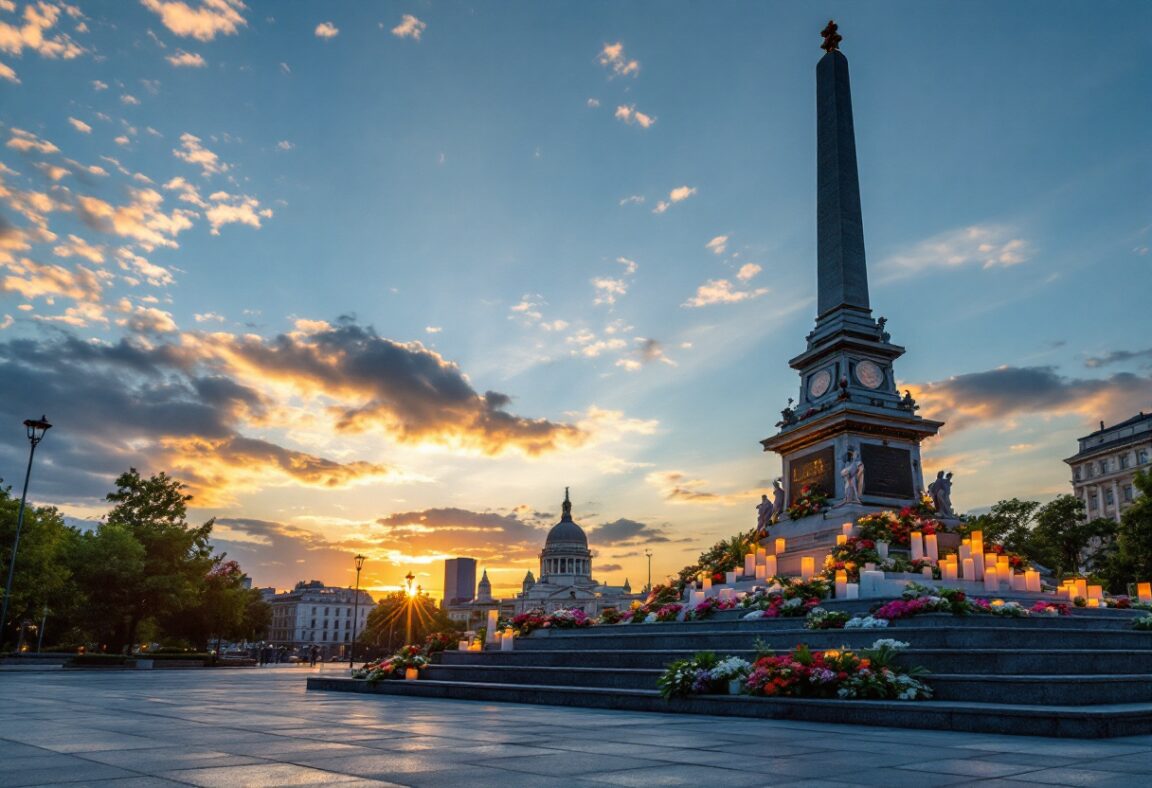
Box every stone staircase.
[307,601,1152,738]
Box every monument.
[760,22,945,554]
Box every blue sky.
[1,1,1149,598]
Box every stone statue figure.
[841,448,864,504]
[756,495,772,537]
[776,397,797,428]
[770,479,785,523]
[900,389,919,411]
[820,20,842,53]
[877,317,891,343]
[929,471,956,517]
[928,471,946,511]
[941,472,955,517]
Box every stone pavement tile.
[32,779,190,788]
[0,740,54,758]
[705,742,832,758]
[400,765,605,788]
[1006,767,1142,786]
[239,752,462,778]
[893,757,1049,779]
[1068,753,1152,774]
[469,751,665,777]
[296,742,559,769]
[954,740,1152,758]
[11,734,166,754]
[1,762,140,787]
[767,781,858,788]
[969,752,1087,769]
[157,762,365,787]
[580,763,781,787]
[74,745,269,771]
[0,753,85,774]
[270,727,404,742]
[214,739,371,757]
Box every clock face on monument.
[808,369,832,398]
[855,359,884,389]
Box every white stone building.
[1065,413,1152,522]
[266,580,373,659]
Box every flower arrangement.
[422,632,459,654]
[657,651,720,699]
[787,484,829,520]
[844,615,889,628]
[352,644,428,685]
[511,607,592,636]
[822,536,880,581]
[804,607,851,630]
[627,584,684,624]
[1030,601,1070,616]
[687,596,738,621]
[975,599,1029,617]
[674,532,757,591]
[597,607,625,625]
[985,543,1028,571]
[710,656,753,683]
[872,584,971,620]
[653,603,684,622]
[856,507,939,548]
[743,641,931,701]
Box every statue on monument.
[770,478,785,523]
[899,389,919,411]
[941,472,955,517]
[877,316,891,343]
[776,397,797,428]
[755,495,773,538]
[928,471,956,517]
[840,448,864,504]
[820,20,841,53]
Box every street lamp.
[1,415,51,647]
[348,554,366,668]
[404,571,415,645]
[644,549,653,594]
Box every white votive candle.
[756,547,767,565]
[765,555,778,579]
[800,556,815,581]
[836,534,848,546]
[755,563,767,581]
[962,558,975,581]
[745,553,756,577]
[942,562,957,581]
[910,532,924,561]
[486,610,500,643]
[775,537,786,555]
[846,582,860,599]
[1075,578,1088,599]
[726,571,737,585]
[1088,584,1103,600]
[925,534,939,562]
[1025,570,1041,593]
[984,566,999,592]
[922,566,933,579]
[842,522,853,536]
[835,570,848,599]
[1138,582,1152,604]
[877,541,889,560]
[702,577,712,593]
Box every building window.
[1073,466,1082,481]
[1099,460,1108,475]
[1120,454,1130,469]
[1139,449,1149,465]
[1105,489,1115,505]
[1088,494,1098,511]
[1124,485,1134,502]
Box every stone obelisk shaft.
[816,49,870,317]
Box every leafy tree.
[359,591,459,656]
[0,485,77,648]
[67,523,147,648]
[1100,469,1152,592]
[1027,495,1116,577]
[102,469,215,651]
[963,499,1039,554]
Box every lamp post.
[644,548,653,594]
[1,415,52,647]
[348,554,366,668]
[404,571,415,645]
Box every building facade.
[1065,413,1152,522]
[443,557,477,606]
[266,580,374,660]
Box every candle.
[864,562,875,571]
[962,558,975,581]
[689,590,705,606]
[835,570,848,599]
[719,588,734,602]
[1011,571,1026,592]
[846,583,859,599]
[925,534,939,562]
[922,566,933,579]
[486,610,500,644]
[877,541,889,560]
[910,532,924,561]
[1074,578,1088,599]
[958,543,971,564]
[1088,584,1103,600]
[984,565,999,592]
[1138,582,1152,603]
[726,571,737,585]
[755,563,767,581]
[745,553,756,577]
[756,547,767,565]
[702,576,712,593]
[800,557,815,581]
[942,561,957,581]
[501,629,515,651]
[1025,570,1041,593]
[458,640,469,651]
[775,537,786,555]
[1086,598,1100,608]
[765,555,778,579]
[970,530,984,550]
[836,534,848,546]
[997,557,1010,575]
[842,522,853,536]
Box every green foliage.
[657,651,718,699]
[962,499,1039,555]
[1028,495,1116,577]
[1100,469,1152,592]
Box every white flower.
[845,616,889,629]
[869,638,910,650]
[743,610,767,620]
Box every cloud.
[52,233,104,264]
[120,94,141,106]
[614,104,655,129]
[0,256,104,303]
[705,235,728,255]
[619,195,645,206]
[1084,348,1152,369]
[736,263,761,282]
[204,190,272,234]
[682,279,768,308]
[586,98,600,108]
[652,185,696,214]
[166,49,205,67]
[0,1,85,65]
[140,0,247,42]
[391,14,426,41]
[593,563,623,573]
[76,187,196,250]
[591,277,627,306]
[119,305,178,334]
[598,41,638,78]
[616,256,638,275]
[909,365,1152,431]
[7,127,59,154]
[588,518,676,546]
[646,470,757,507]
[194,311,226,323]
[425,326,442,334]
[67,117,92,134]
[314,21,338,39]
[275,140,294,151]
[173,132,227,176]
[879,225,1031,279]
[0,59,17,83]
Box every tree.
[1027,495,1116,577]
[963,499,1039,554]
[359,591,459,656]
[102,469,215,651]
[0,485,77,648]
[1100,469,1152,593]
[67,523,146,648]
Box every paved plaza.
[0,667,1149,787]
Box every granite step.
[307,676,1152,738]
[926,674,1152,706]
[603,609,1145,630]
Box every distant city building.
[1065,413,1152,522]
[266,580,373,660]
[443,557,477,605]
[514,489,639,616]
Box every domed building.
[514,489,639,616]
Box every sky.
[1,1,1150,601]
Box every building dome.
[544,488,588,547]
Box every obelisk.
[816,20,870,318]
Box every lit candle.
[1075,578,1088,599]
[958,543,971,564]
[910,532,924,561]
[765,555,778,579]
[744,553,756,577]
[458,640,469,651]
[486,610,500,644]
[719,588,734,602]
[689,590,705,606]
[702,576,712,593]
[501,628,514,651]
[756,548,767,566]
[1138,582,1152,604]
[835,570,848,599]
[846,583,859,599]
[755,562,767,581]
[775,537,786,555]
[842,522,853,536]
[836,534,848,546]
[984,565,999,592]
[726,571,737,585]
[1086,598,1100,608]
[924,534,939,562]
[1025,570,1041,593]
[1011,571,1025,592]
[997,557,1010,575]
[877,541,889,560]
[962,558,975,581]
[1088,585,1103,600]
[942,561,957,581]
[800,556,815,581]
[922,566,933,579]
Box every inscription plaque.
[789,446,835,504]
[859,444,914,499]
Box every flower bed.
[511,607,592,636]
[687,596,739,621]
[745,641,931,700]
[787,484,829,520]
[856,506,940,548]
[352,644,427,685]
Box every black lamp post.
[348,554,366,668]
[404,571,415,645]
[1,415,51,647]
[645,548,653,594]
